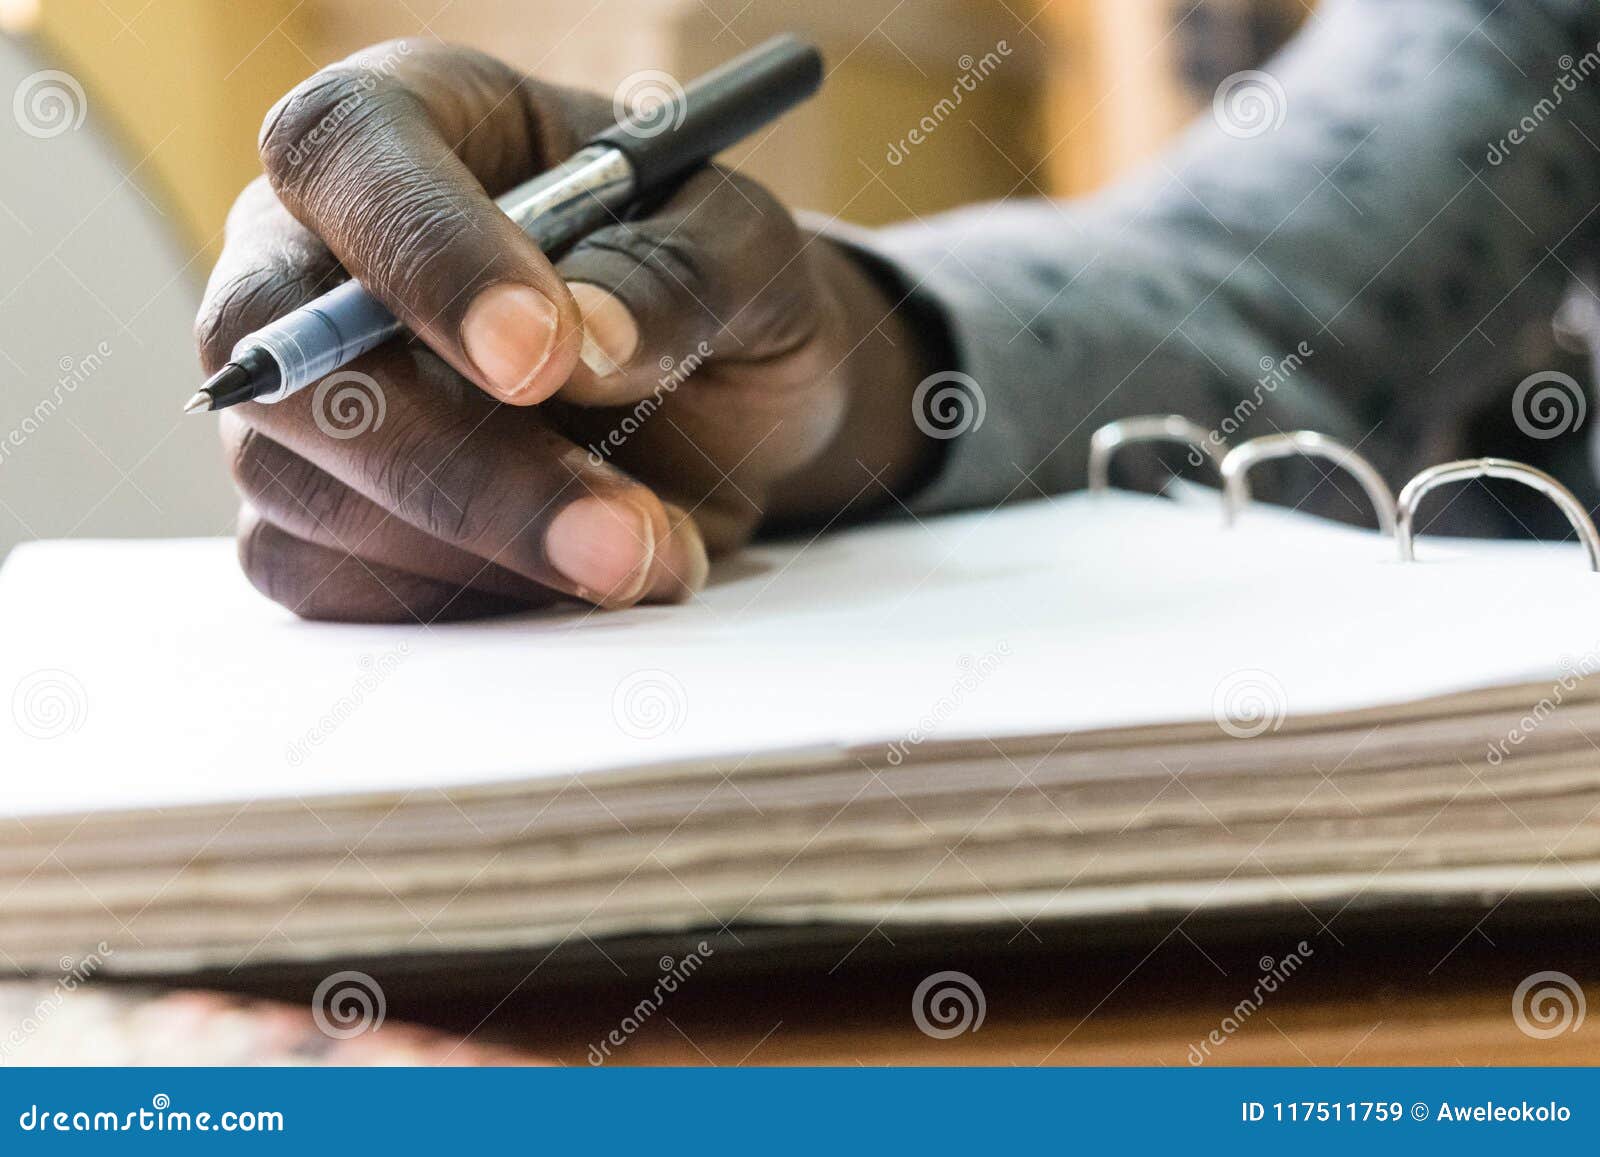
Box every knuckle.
[518,77,614,154]
[235,514,269,588]
[237,511,378,623]
[363,194,478,304]
[723,208,817,355]
[195,264,309,374]
[575,226,712,327]
[424,454,507,546]
[722,173,802,260]
[227,426,291,509]
[737,252,820,358]
[231,431,358,542]
[569,172,810,356]
[236,511,300,609]
[370,418,504,546]
[609,226,709,299]
[223,175,282,233]
[367,416,435,519]
[226,425,268,494]
[258,63,403,189]
[627,230,711,303]
[353,37,425,66]
[294,472,360,540]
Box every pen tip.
[193,359,265,412]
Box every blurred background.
[0,0,1309,562]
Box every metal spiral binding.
[1086,416,1232,494]
[1220,431,1396,534]
[1396,458,1600,572]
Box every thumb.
[258,43,588,405]
[555,165,814,406]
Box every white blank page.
[1,491,1594,817]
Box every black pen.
[185,35,822,414]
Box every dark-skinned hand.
[195,40,934,622]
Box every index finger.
[257,40,609,405]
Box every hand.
[196,40,935,622]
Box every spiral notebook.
[2,419,1599,976]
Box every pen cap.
[589,34,823,191]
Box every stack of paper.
[2,491,1597,973]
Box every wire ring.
[1220,431,1397,533]
[1396,457,1600,571]
[1087,416,1231,493]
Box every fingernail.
[569,282,639,379]
[544,496,655,605]
[461,283,559,401]
[579,327,622,379]
[647,504,709,602]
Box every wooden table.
[6,916,1595,1065]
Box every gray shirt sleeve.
[838,0,1600,532]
